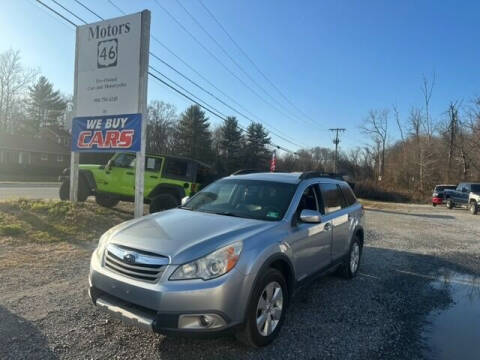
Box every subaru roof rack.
[231,169,261,176]
[299,171,345,180]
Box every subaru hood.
[105,209,276,264]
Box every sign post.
[70,10,150,218]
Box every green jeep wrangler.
[59,153,211,213]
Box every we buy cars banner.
[71,113,141,152]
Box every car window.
[112,153,135,168]
[164,158,190,180]
[145,157,162,172]
[320,183,345,214]
[296,185,319,215]
[184,179,297,221]
[340,183,357,207]
[471,184,480,192]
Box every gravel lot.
[1,202,479,360]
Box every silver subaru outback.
[89,171,364,347]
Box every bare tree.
[361,109,388,180]
[0,49,37,132]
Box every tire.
[59,178,89,202]
[470,201,478,215]
[59,180,69,201]
[432,203,437,207]
[339,236,362,279]
[446,199,454,209]
[236,268,288,348]
[95,194,119,208]
[149,193,178,213]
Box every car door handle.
[324,222,332,231]
[126,172,134,175]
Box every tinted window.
[164,159,189,179]
[340,183,357,206]
[320,183,344,214]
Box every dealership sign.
[71,12,145,152]
[71,113,141,152]
[70,10,150,218]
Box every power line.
[105,0,303,147]
[197,0,321,129]
[175,0,317,130]
[33,0,298,154]
[153,0,313,130]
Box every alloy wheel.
[350,242,360,274]
[256,281,283,336]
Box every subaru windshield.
[182,179,297,221]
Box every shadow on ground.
[0,306,57,360]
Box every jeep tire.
[95,194,119,208]
[59,178,89,202]
[149,193,178,213]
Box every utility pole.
[329,128,346,173]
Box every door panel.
[288,185,331,280]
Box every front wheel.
[58,178,89,202]
[446,199,454,209]
[236,268,288,347]
[470,201,478,215]
[432,203,437,207]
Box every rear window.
[340,183,357,206]
[164,158,192,180]
[471,184,480,192]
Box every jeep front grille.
[104,243,169,282]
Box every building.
[0,129,70,180]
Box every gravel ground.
[1,202,479,360]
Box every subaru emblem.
[123,253,136,265]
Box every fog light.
[178,314,226,329]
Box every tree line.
[3,49,479,201]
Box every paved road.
[0,183,60,200]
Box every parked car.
[59,153,212,213]
[444,182,480,215]
[88,171,364,347]
[431,184,456,206]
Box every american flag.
[270,151,277,172]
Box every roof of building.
[0,132,70,154]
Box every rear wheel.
[149,194,178,213]
[95,194,119,208]
[446,199,454,209]
[470,201,478,215]
[58,178,89,202]
[236,268,287,347]
[339,237,362,279]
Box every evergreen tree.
[243,122,271,169]
[27,76,66,131]
[218,116,244,174]
[174,105,212,162]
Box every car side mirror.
[181,196,190,206]
[299,209,322,223]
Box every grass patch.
[0,199,132,244]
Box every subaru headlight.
[170,242,243,280]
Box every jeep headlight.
[170,242,243,280]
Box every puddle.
[422,269,480,360]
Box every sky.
[1,0,479,154]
